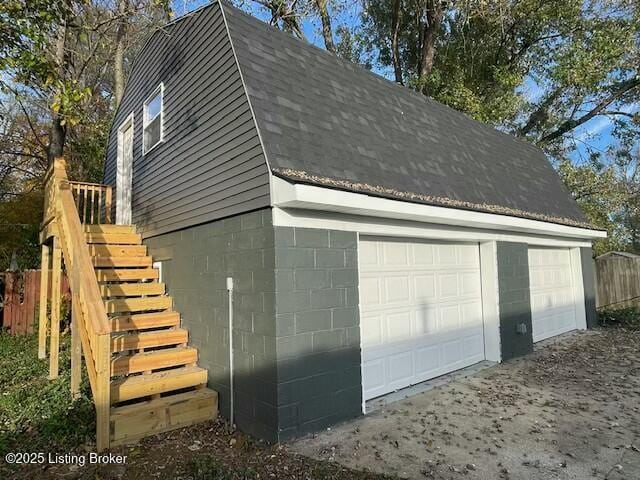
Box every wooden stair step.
[105,296,172,314]
[111,346,198,376]
[101,282,165,298]
[93,256,152,268]
[111,328,188,352]
[110,389,218,446]
[90,245,147,257]
[96,268,159,282]
[85,232,142,245]
[111,311,180,332]
[110,366,208,403]
[84,224,136,234]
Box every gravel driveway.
[290,329,640,480]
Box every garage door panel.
[388,352,413,383]
[462,272,482,295]
[412,243,434,265]
[360,241,379,266]
[436,244,458,264]
[382,242,410,266]
[416,307,437,334]
[361,237,485,400]
[383,275,411,303]
[360,277,381,306]
[361,313,383,347]
[528,247,577,343]
[461,301,483,326]
[363,360,385,390]
[438,274,459,297]
[457,244,481,266]
[386,311,413,341]
[414,275,436,301]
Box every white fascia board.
[271,177,606,241]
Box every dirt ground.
[6,328,639,480]
[291,329,640,480]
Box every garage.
[359,236,486,401]
[528,247,578,342]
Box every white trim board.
[116,113,134,225]
[271,177,605,242]
[273,207,594,248]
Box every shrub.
[597,306,640,330]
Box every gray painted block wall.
[273,227,362,441]
[144,209,279,441]
[496,242,534,361]
[144,210,591,440]
[580,247,598,329]
[144,212,362,442]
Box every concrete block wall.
[273,227,362,440]
[496,242,534,361]
[580,247,598,329]
[144,209,279,441]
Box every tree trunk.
[391,0,403,85]
[419,0,444,94]
[47,20,68,164]
[315,0,335,52]
[114,0,129,108]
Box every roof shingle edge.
[272,168,601,231]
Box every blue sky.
[174,0,635,165]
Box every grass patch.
[0,331,94,461]
[598,306,640,330]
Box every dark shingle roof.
[220,2,588,226]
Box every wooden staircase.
[38,159,217,450]
[86,224,218,447]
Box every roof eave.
[271,173,606,241]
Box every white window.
[143,84,163,154]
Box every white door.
[528,247,577,342]
[116,114,134,224]
[359,237,485,401]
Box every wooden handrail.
[39,157,111,450]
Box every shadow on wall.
[206,344,363,443]
[179,288,576,442]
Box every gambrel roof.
[220,3,588,227]
[112,1,593,231]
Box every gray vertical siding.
[104,2,270,238]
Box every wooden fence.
[596,254,640,309]
[1,270,69,335]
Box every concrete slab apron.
[289,330,640,480]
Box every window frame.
[142,83,164,155]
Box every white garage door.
[528,247,577,342]
[359,237,485,401]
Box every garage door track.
[290,329,640,480]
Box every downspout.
[226,276,234,427]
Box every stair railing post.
[70,252,81,399]
[48,235,62,380]
[37,244,51,359]
[105,186,112,224]
[95,333,111,451]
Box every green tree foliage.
[362,1,639,148]
[0,0,169,268]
